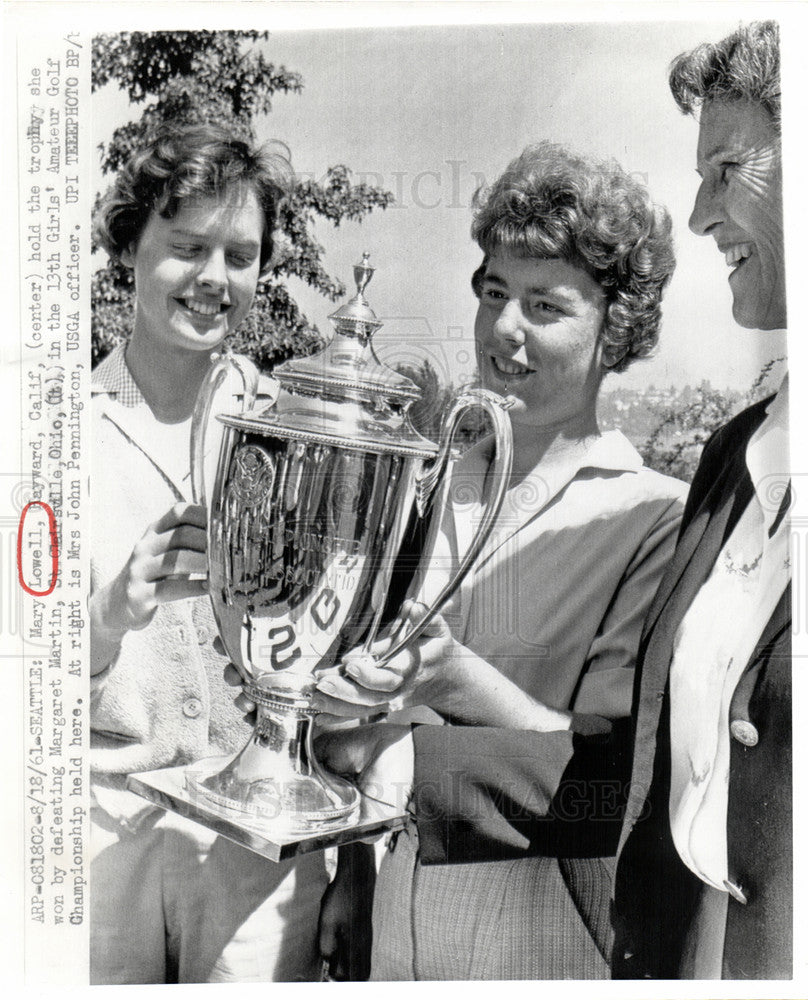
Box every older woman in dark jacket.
[614,20,790,981]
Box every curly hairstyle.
[470,142,675,374]
[93,121,293,272]
[669,21,780,130]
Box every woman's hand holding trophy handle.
[314,602,579,732]
[89,501,208,676]
[309,390,517,721]
[312,600,466,718]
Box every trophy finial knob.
[353,253,374,299]
[327,250,382,343]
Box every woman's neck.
[507,408,601,482]
[126,334,213,423]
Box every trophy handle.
[375,388,514,667]
[190,352,259,508]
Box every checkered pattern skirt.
[370,825,613,981]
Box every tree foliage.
[396,358,490,449]
[640,358,785,482]
[91,31,393,368]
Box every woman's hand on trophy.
[109,502,208,629]
[315,722,415,820]
[90,502,209,675]
[314,603,579,730]
[220,652,258,723]
[94,503,207,631]
[312,601,462,717]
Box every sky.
[92,16,793,394]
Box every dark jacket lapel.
[622,401,771,842]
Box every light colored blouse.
[418,429,688,718]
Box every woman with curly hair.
[89,121,337,984]
[314,142,687,979]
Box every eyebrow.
[481,272,507,288]
[482,270,578,306]
[169,228,261,250]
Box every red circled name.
[17,501,59,597]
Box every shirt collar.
[528,430,643,519]
[522,428,645,484]
[577,429,644,475]
[91,343,144,408]
[746,374,790,536]
[451,427,646,573]
[462,427,643,483]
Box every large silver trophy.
[130,254,513,854]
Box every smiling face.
[690,98,785,330]
[123,187,265,357]
[474,250,608,434]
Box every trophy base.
[184,756,361,838]
[172,685,364,837]
[127,758,407,863]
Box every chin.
[732,300,786,332]
[731,276,787,331]
[177,326,229,351]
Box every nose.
[493,299,526,347]
[196,247,228,293]
[689,177,722,237]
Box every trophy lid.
[220,254,438,458]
